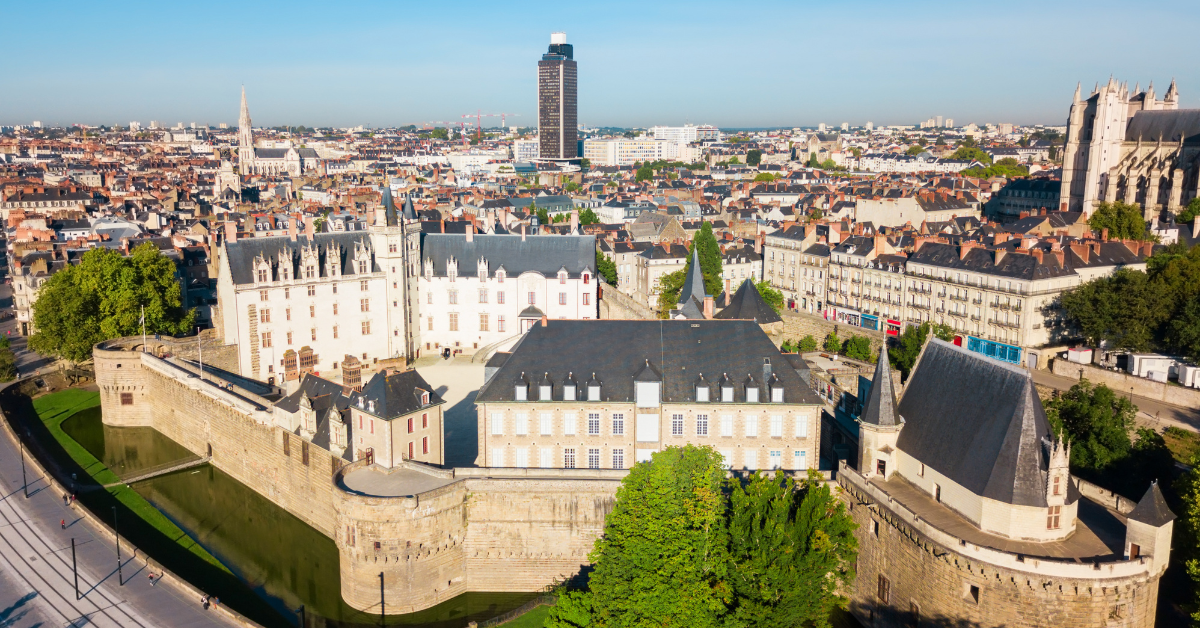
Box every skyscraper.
[538,32,577,161]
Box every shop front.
[884,319,902,336]
[860,314,879,331]
[965,336,1022,365]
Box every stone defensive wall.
[597,283,657,321]
[781,310,887,354]
[839,465,1162,627]
[94,337,624,614]
[1052,358,1200,409]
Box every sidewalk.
[0,417,245,627]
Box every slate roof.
[223,232,380,286]
[859,346,900,427]
[674,247,708,319]
[714,278,782,324]
[477,320,823,405]
[356,369,445,419]
[896,339,1052,507]
[421,233,596,278]
[254,148,291,159]
[1127,482,1176,526]
[1125,109,1200,143]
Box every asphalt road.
[1030,368,1200,434]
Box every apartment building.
[763,224,829,314]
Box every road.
[1031,368,1200,434]
[0,419,242,626]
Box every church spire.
[1073,82,1081,103]
[239,86,251,128]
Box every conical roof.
[673,247,708,319]
[859,345,900,427]
[381,185,399,226]
[713,278,782,323]
[1128,481,1176,526]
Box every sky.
[5,0,1200,129]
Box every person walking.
[60,519,65,530]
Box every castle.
[94,329,1173,626]
[1059,77,1200,217]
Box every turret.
[1046,437,1070,508]
[1124,481,1175,575]
[1165,78,1179,110]
[856,345,902,479]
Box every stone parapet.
[1052,357,1200,408]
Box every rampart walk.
[94,338,623,614]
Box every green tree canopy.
[596,251,618,285]
[1045,379,1135,472]
[745,149,762,166]
[798,335,817,352]
[430,127,448,140]
[806,153,819,168]
[950,146,990,163]
[887,322,955,380]
[30,244,196,363]
[842,336,874,362]
[655,269,687,318]
[753,172,775,182]
[823,331,841,353]
[635,166,654,182]
[1179,197,1200,224]
[1059,267,1171,351]
[578,208,600,225]
[1089,201,1150,240]
[754,281,783,313]
[691,222,724,297]
[905,145,925,156]
[586,446,732,628]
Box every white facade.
[582,138,688,166]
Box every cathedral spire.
[239,86,251,128]
[1073,82,1081,103]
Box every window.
[332,326,338,339]
[564,448,576,469]
[422,437,429,455]
[583,293,591,306]
[671,414,684,436]
[696,386,709,402]
[721,386,734,403]
[301,441,309,465]
[422,413,428,427]
[120,392,133,406]
[1129,543,1141,559]
[965,584,980,604]
[407,418,414,434]
[260,309,271,323]
[563,413,576,435]
[257,268,268,283]
[515,413,528,435]
[446,313,458,331]
[515,385,527,401]
[286,307,292,321]
[360,298,370,312]
[612,413,624,435]
[307,286,316,297]
[1052,476,1061,496]
[360,280,368,291]
[497,316,506,333]
[612,448,625,470]
[427,316,434,331]
[769,450,782,469]
[744,416,759,437]
[448,290,458,305]
[427,292,433,304]
[262,332,272,348]
[587,413,600,435]
[770,415,783,437]
[540,413,552,436]
[311,328,317,341]
[259,290,268,302]
[309,304,315,318]
[490,413,504,435]
[918,463,925,477]
[696,414,709,436]
[746,387,759,403]
[1047,505,1061,530]
[497,271,505,283]
[588,448,600,469]
[559,292,567,305]
[720,415,733,437]
[559,272,566,285]
[361,321,371,335]
[514,447,527,467]
[796,415,809,438]
[794,450,808,470]
[479,289,488,303]
[528,291,536,304]
[876,460,887,476]
[540,448,553,468]
[771,386,783,402]
[635,382,660,408]
[877,575,890,604]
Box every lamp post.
[72,538,79,600]
[379,572,385,627]
[19,440,27,499]
[112,507,123,586]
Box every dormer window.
[514,371,529,401]
[720,374,734,403]
[558,270,567,285]
[636,381,660,407]
[696,375,710,402]
[562,372,577,401]
[497,269,505,283]
[770,376,784,403]
[583,272,590,284]
[587,373,601,401]
[745,379,760,403]
[539,372,553,401]
[421,391,430,405]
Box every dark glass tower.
[538,32,578,161]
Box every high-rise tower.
[537,32,578,161]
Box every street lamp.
[113,507,123,586]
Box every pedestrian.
[63,494,68,506]
[70,493,76,505]
[60,519,65,530]
[202,595,209,610]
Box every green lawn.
[1164,426,1200,465]
[31,389,227,571]
[499,604,550,628]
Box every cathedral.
[1059,77,1200,217]
[237,87,303,177]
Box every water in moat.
[62,409,535,628]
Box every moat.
[62,407,536,628]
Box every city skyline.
[4,0,1200,128]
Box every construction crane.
[462,111,517,141]
[495,113,520,129]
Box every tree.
[0,337,16,382]
[745,149,762,167]
[635,166,654,182]
[578,208,600,225]
[753,173,775,182]
[728,471,858,628]
[798,335,817,352]
[1179,197,1200,224]
[690,222,724,297]
[1174,451,1200,626]
[842,336,873,362]
[823,331,841,353]
[888,322,954,380]
[30,244,196,363]
[655,269,687,318]
[545,589,593,628]
[905,145,925,156]
[728,156,741,165]
[1089,201,1150,240]
[850,147,862,158]
[806,153,819,168]
[949,146,991,164]
[1171,298,1200,362]
[533,203,550,226]
[754,281,783,313]
[430,127,448,140]
[579,158,591,169]
[1059,268,1171,351]
[1045,380,1135,473]
[596,251,618,285]
[586,446,733,628]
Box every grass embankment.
[1164,426,1200,465]
[31,389,226,570]
[499,604,551,628]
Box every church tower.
[238,87,255,175]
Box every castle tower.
[1046,437,1070,508]
[370,184,423,363]
[856,345,902,479]
[1125,481,1175,575]
[238,87,255,175]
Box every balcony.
[911,303,930,310]
[970,314,982,322]
[950,294,968,302]
[988,318,1021,329]
[947,310,967,319]
[971,298,983,305]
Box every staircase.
[471,333,524,364]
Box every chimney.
[303,215,315,239]
[958,241,975,260]
[994,248,1006,265]
[288,214,297,241]
[466,222,474,243]
[521,223,527,242]
[724,278,731,304]
[874,233,886,254]
[1101,228,1109,241]
[224,221,237,243]
[570,209,579,232]
[541,315,548,327]
[1070,243,1090,264]
[1031,249,1044,264]
[703,295,714,318]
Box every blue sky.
[5,0,1199,128]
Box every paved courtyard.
[412,356,486,467]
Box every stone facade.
[841,467,1163,628]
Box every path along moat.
[61,407,535,628]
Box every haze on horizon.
[5,0,1198,129]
